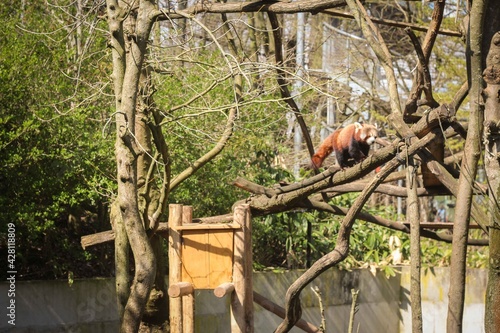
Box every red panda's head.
[354,122,378,145]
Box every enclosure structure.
[167,204,253,333]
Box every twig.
[403,0,445,116]
[311,286,326,332]
[405,28,439,109]
[348,289,359,333]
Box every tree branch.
[267,12,315,159]
[405,28,439,110]
[322,9,461,37]
[403,0,445,116]
[155,0,347,18]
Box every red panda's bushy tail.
[310,135,335,169]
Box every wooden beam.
[214,282,235,298]
[80,213,234,249]
[168,282,194,298]
[173,223,241,231]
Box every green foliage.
[154,55,291,216]
[253,191,489,273]
[0,1,115,280]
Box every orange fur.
[311,123,378,168]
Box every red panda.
[311,122,378,169]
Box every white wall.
[0,267,487,333]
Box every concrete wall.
[0,267,486,333]
[399,268,486,333]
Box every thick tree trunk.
[446,1,485,331]
[483,31,500,333]
[482,4,500,332]
[106,0,130,324]
[107,1,159,332]
[111,199,130,319]
[137,58,169,333]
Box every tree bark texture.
[106,0,131,323]
[137,58,169,333]
[111,199,130,320]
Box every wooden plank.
[181,229,234,289]
[174,223,241,231]
[231,204,254,333]
[80,214,234,248]
[182,230,210,288]
[208,230,234,288]
[81,229,114,249]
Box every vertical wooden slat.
[169,204,183,333]
[231,204,253,333]
[181,206,195,333]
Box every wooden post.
[169,204,183,333]
[182,206,194,333]
[182,205,193,227]
[231,204,253,333]
[182,291,195,333]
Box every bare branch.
[267,12,315,158]
[155,0,347,18]
[323,9,461,37]
[275,134,419,332]
[405,28,439,109]
[403,0,445,117]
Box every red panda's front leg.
[334,148,349,169]
[348,139,367,164]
